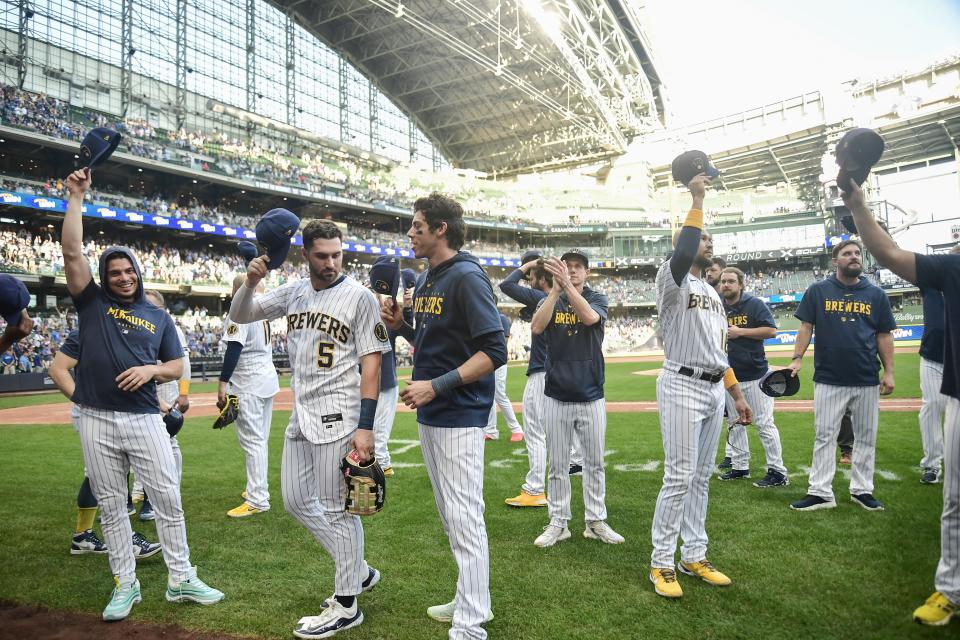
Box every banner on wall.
[765,324,923,346]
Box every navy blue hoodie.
[70,246,181,413]
[724,291,776,382]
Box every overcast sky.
[642,0,960,125]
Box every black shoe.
[790,495,837,511]
[139,499,156,522]
[851,493,884,511]
[719,469,750,481]
[568,464,583,476]
[361,567,380,592]
[753,469,789,488]
[920,468,941,484]
[717,457,733,470]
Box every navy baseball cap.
[369,256,401,297]
[80,127,122,168]
[401,268,417,290]
[560,249,589,267]
[237,241,258,265]
[836,128,884,192]
[759,369,801,398]
[671,150,720,186]
[255,208,300,270]
[0,274,29,326]
[520,249,542,265]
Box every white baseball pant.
[483,365,522,438]
[419,424,490,640]
[651,371,725,568]
[543,397,607,524]
[807,383,880,501]
[936,398,960,604]
[281,430,369,596]
[919,357,947,471]
[132,436,182,491]
[236,394,274,510]
[520,372,547,495]
[725,377,786,474]
[373,385,399,468]
[77,406,192,584]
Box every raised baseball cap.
[80,127,122,168]
[520,249,542,265]
[759,369,801,398]
[369,256,401,297]
[401,268,417,290]
[255,208,300,270]
[836,128,884,193]
[560,248,589,267]
[236,240,258,265]
[0,274,30,326]
[671,150,720,186]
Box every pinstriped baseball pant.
[419,424,490,640]
[723,377,787,474]
[936,398,960,603]
[543,397,607,524]
[77,406,192,584]
[520,372,547,495]
[281,430,368,597]
[235,394,273,510]
[919,357,947,470]
[373,385,399,468]
[483,365,522,437]
[651,371,725,568]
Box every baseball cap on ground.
[759,369,800,398]
[835,128,884,193]
[236,241,258,265]
[369,256,401,297]
[0,274,30,325]
[401,268,417,290]
[520,249,542,265]
[560,249,589,267]
[80,128,122,168]
[255,208,300,269]
[671,150,720,186]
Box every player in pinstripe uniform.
[483,312,524,441]
[230,219,390,639]
[845,186,960,625]
[704,257,738,471]
[219,276,279,517]
[787,238,895,512]
[650,174,753,599]
[49,329,161,560]
[381,193,506,640]
[61,168,223,622]
[529,249,624,548]
[716,267,788,487]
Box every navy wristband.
[358,397,377,430]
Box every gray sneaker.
[131,532,162,560]
[921,468,941,484]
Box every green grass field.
[0,350,948,638]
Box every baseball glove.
[212,394,239,429]
[341,450,386,516]
[163,407,184,437]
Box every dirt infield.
[0,602,249,640]
[0,388,922,425]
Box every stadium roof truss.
[269,0,666,175]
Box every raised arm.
[229,256,270,323]
[844,183,917,284]
[62,170,94,297]
[669,175,710,285]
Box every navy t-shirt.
[61,329,80,359]
[795,274,896,386]
[380,308,413,391]
[71,280,181,413]
[916,254,960,399]
[539,286,607,402]
[411,253,504,427]
[499,268,547,375]
[919,287,945,365]
[725,292,776,382]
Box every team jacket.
[499,268,547,376]
[538,286,607,402]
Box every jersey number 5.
[317,341,335,369]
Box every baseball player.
[483,312,524,442]
[0,274,34,353]
[704,258,737,470]
[717,267,788,487]
[230,219,389,639]
[529,249,623,548]
[787,238,896,512]
[134,289,192,521]
[219,275,279,517]
[845,183,959,625]
[650,174,752,599]
[61,168,223,622]
[49,329,162,560]
[380,192,506,640]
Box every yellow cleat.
[678,560,732,586]
[649,568,683,598]
[913,592,958,626]
[383,467,395,477]
[505,490,547,507]
[227,502,268,518]
[241,490,247,500]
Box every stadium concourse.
[1,0,960,638]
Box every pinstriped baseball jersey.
[221,314,279,398]
[656,260,728,373]
[157,325,189,406]
[253,275,391,444]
